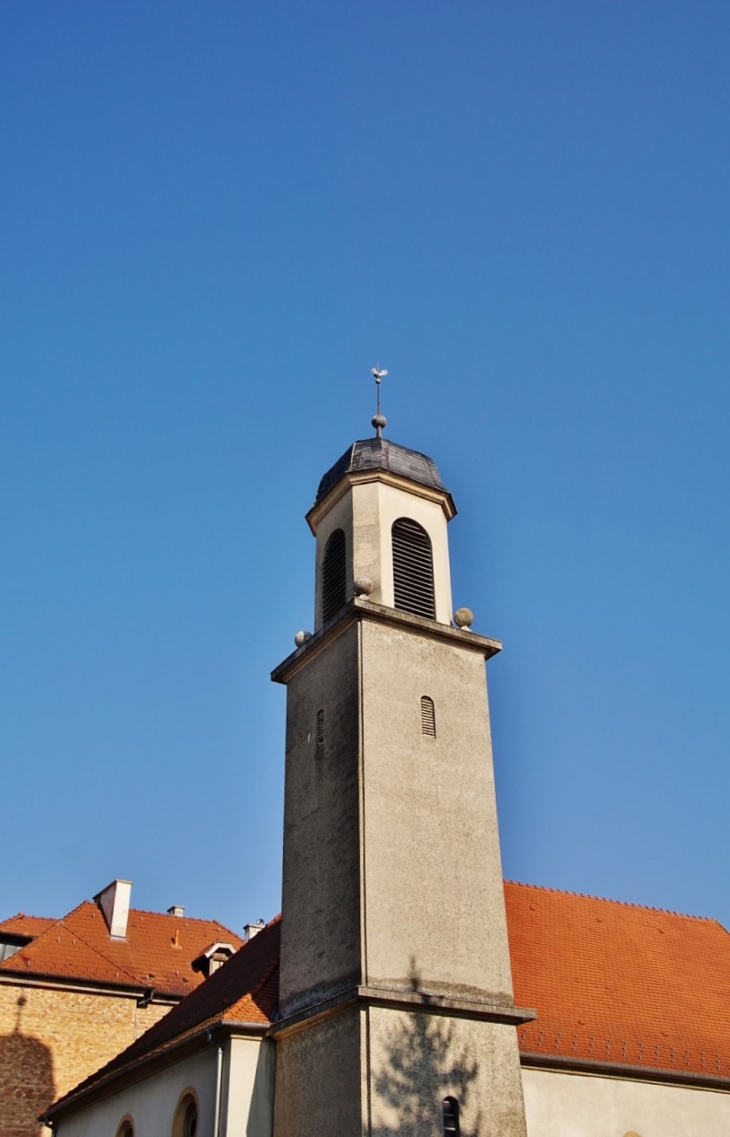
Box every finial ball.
[454,607,475,629]
[294,630,313,647]
[372,413,386,431]
[354,577,374,597]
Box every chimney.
[243,919,265,942]
[167,905,185,917]
[94,880,132,939]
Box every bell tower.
[271,412,533,1136]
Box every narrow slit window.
[392,518,436,619]
[421,696,436,737]
[442,1097,460,1137]
[316,709,325,756]
[322,528,347,624]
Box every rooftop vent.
[244,919,265,942]
[94,879,132,940]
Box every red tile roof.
[0,913,57,937]
[44,882,730,1119]
[507,881,730,1080]
[0,901,243,996]
[44,918,281,1118]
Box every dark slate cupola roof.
[315,438,446,507]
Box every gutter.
[210,1035,224,1137]
[521,1050,730,1093]
[0,970,178,1005]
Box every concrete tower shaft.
[271,438,533,1137]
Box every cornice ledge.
[306,469,457,534]
[271,598,501,684]
[270,984,534,1037]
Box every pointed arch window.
[322,528,347,624]
[442,1097,460,1137]
[392,518,436,619]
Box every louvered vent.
[392,518,436,619]
[420,696,436,737]
[316,709,325,756]
[322,528,347,624]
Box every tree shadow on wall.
[371,965,480,1137]
[0,996,56,1137]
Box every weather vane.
[371,365,388,438]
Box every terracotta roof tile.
[46,883,730,1118]
[506,881,730,1079]
[45,918,281,1116]
[0,901,243,995]
[2,921,139,986]
[0,913,57,937]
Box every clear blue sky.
[2,1,729,935]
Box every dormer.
[306,438,457,630]
[192,941,236,977]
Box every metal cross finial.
[371,366,388,438]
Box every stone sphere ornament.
[294,630,313,647]
[454,607,475,629]
[354,577,374,597]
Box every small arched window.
[316,709,325,756]
[116,1119,134,1137]
[392,518,435,619]
[322,528,347,624]
[442,1097,460,1137]
[172,1092,199,1137]
[421,696,436,737]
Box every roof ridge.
[0,911,57,925]
[0,913,65,965]
[125,906,241,931]
[504,879,716,922]
[55,922,142,985]
[0,914,141,985]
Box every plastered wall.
[55,1047,218,1137]
[278,621,362,1014]
[360,619,513,1000]
[312,477,454,630]
[522,1066,730,1136]
[368,1006,528,1137]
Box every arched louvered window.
[421,696,436,737]
[322,528,347,624]
[316,709,325,756]
[392,518,436,619]
[442,1097,460,1137]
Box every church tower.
[271,408,533,1136]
